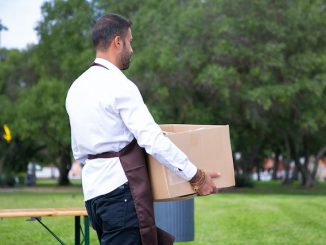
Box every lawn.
[0,181,325,245]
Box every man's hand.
[189,169,221,196]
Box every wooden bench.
[0,208,89,245]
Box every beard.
[120,44,132,70]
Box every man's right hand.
[189,169,221,196]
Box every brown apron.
[88,139,175,245]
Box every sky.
[0,0,46,50]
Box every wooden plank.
[0,208,87,218]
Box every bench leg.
[34,217,65,245]
[84,216,90,245]
[74,215,89,245]
[75,216,80,245]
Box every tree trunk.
[282,138,293,186]
[289,137,315,188]
[282,158,293,186]
[256,167,261,181]
[57,147,72,186]
[302,171,315,188]
[291,166,299,181]
[0,157,3,174]
[243,138,266,176]
[233,158,241,176]
[272,152,279,180]
[298,162,315,188]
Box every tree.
[14,78,71,185]
[0,48,40,184]
[35,0,95,82]
[18,0,96,185]
[213,0,326,186]
[0,0,95,185]
[109,0,326,187]
[1,0,325,188]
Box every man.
[66,13,219,245]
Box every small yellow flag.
[3,124,11,143]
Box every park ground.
[0,180,325,245]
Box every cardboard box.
[147,124,235,201]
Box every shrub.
[235,174,255,188]
[0,172,16,187]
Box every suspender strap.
[90,62,109,70]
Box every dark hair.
[92,13,132,51]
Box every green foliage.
[0,172,16,187]
[35,0,95,82]
[0,0,325,186]
[235,174,255,188]
[1,0,96,184]
[14,78,70,149]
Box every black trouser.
[85,183,141,245]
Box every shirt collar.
[93,58,120,72]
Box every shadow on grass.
[220,180,326,196]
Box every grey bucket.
[154,197,194,242]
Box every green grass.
[0,181,325,245]
[0,190,88,245]
[35,178,82,187]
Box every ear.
[113,36,122,49]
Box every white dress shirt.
[66,58,197,201]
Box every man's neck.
[96,52,111,63]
